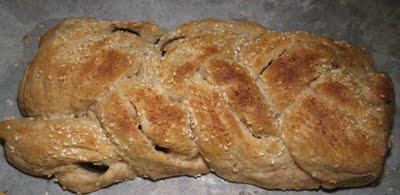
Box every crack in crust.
[0,18,394,193]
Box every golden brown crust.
[187,81,319,189]
[94,81,208,179]
[18,18,164,118]
[1,18,394,193]
[281,94,387,187]
[0,118,133,193]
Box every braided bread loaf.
[0,18,394,193]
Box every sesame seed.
[223,146,228,151]
[232,167,239,173]
[5,99,14,106]
[9,145,15,152]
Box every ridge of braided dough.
[0,18,394,193]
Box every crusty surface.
[18,18,164,118]
[0,18,394,193]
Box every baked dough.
[0,18,394,193]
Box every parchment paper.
[0,0,399,194]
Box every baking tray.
[0,0,399,194]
